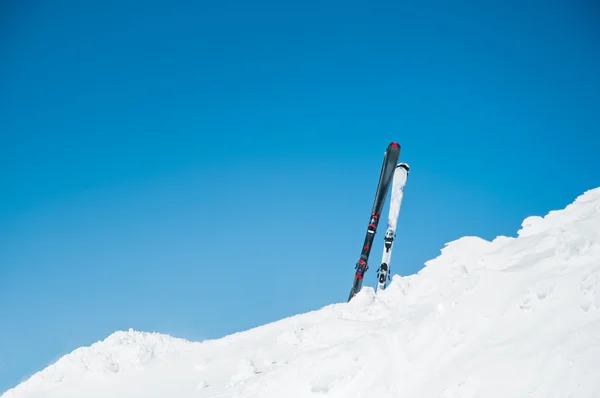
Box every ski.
[376,162,409,292]
[347,142,401,302]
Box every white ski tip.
[397,163,410,172]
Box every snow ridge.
[3,186,600,398]
[2,329,197,397]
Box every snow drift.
[3,187,600,398]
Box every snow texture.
[3,187,600,398]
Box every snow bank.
[3,187,600,398]
[2,329,198,397]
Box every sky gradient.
[1,0,599,392]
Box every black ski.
[348,142,401,301]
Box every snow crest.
[3,187,600,398]
[2,329,197,397]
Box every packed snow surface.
[3,187,600,398]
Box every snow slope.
[3,187,600,398]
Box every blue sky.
[1,0,599,391]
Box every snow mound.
[2,329,197,397]
[3,186,600,398]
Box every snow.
[3,187,600,398]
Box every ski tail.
[348,142,401,301]
[376,162,409,292]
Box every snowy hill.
[3,187,600,398]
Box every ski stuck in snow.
[347,142,402,301]
[376,162,409,292]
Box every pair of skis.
[347,142,409,302]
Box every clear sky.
[1,0,599,392]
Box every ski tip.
[398,162,410,172]
[390,142,400,148]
